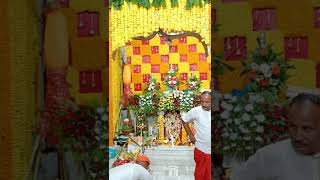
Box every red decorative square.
[200,73,208,80]
[284,36,308,59]
[89,12,99,36]
[151,64,160,73]
[224,36,247,61]
[190,64,198,71]
[170,64,178,70]
[77,12,99,37]
[314,7,320,28]
[133,65,141,73]
[77,12,89,37]
[104,0,108,7]
[142,55,151,63]
[199,54,206,61]
[161,74,166,81]
[160,36,167,44]
[142,40,149,45]
[180,73,188,80]
[180,54,187,62]
[252,8,277,31]
[151,46,159,54]
[189,44,197,52]
[134,84,142,91]
[127,57,131,64]
[79,71,102,93]
[316,64,320,88]
[179,36,187,43]
[143,74,151,83]
[170,46,178,53]
[161,55,169,62]
[59,0,69,8]
[133,47,140,55]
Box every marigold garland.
[110,0,211,51]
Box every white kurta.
[109,163,153,180]
[182,106,211,154]
[231,139,320,180]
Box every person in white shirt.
[109,154,152,180]
[231,93,320,180]
[178,91,211,180]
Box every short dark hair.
[201,91,211,96]
[290,93,320,107]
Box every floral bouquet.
[186,73,201,93]
[158,93,175,112]
[215,93,268,160]
[139,92,157,115]
[179,91,194,112]
[163,69,181,92]
[144,76,160,95]
[241,37,294,103]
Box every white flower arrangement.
[215,93,269,160]
[179,91,194,112]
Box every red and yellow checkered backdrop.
[126,34,211,94]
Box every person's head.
[200,91,211,111]
[287,93,320,155]
[135,154,150,170]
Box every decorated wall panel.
[126,34,211,95]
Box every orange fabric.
[199,61,210,72]
[188,53,199,63]
[136,154,151,165]
[131,74,143,83]
[140,45,151,55]
[178,44,189,54]
[160,63,170,73]
[150,54,161,64]
[194,148,211,180]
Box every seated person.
[109,154,152,180]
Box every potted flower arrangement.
[186,73,202,93]
[240,33,294,103]
[163,68,181,92]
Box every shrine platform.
[145,145,195,180]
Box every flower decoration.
[163,69,181,92]
[144,76,160,95]
[139,93,157,115]
[179,91,194,112]
[110,1,211,52]
[158,93,175,112]
[214,93,287,160]
[241,41,294,103]
[186,73,201,93]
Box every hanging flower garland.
[110,0,211,51]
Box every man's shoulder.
[257,138,292,157]
[192,106,203,111]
